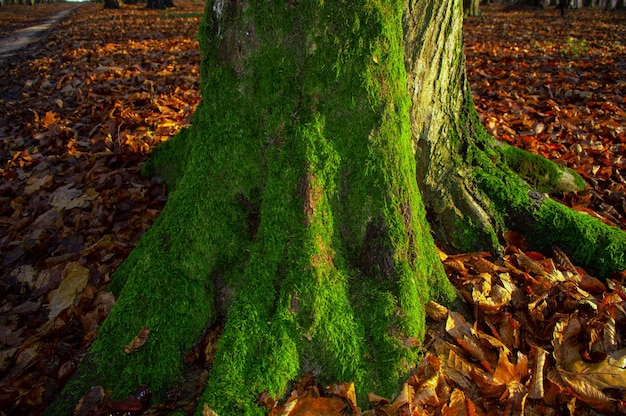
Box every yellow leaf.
[202,404,219,416]
[425,300,449,321]
[442,389,473,416]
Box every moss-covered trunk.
[46,0,626,414]
[47,0,456,414]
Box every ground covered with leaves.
[0,2,625,415]
[0,2,76,38]
[465,5,626,230]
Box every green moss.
[141,126,191,190]
[458,92,626,279]
[530,198,626,278]
[50,1,457,415]
[499,145,585,193]
[457,84,626,279]
[449,213,500,253]
[194,0,454,412]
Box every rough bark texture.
[404,0,625,278]
[46,0,626,414]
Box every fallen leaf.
[326,382,357,413]
[124,326,150,354]
[203,403,219,416]
[50,184,94,211]
[442,388,478,416]
[46,262,90,319]
[425,300,449,321]
[528,345,548,400]
[24,174,52,195]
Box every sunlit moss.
[499,144,585,194]
[191,0,454,413]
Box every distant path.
[0,4,80,63]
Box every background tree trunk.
[146,0,174,9]
[46,0,626,414]
[464,0,482,16]
[103,0,120,10]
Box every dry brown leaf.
[326,381,357,413]
[528,345,548,400]
[515,252,548,276]
[24,174,52,195]
[559,371,616,414]
[473,282,512,312]
[50,184,95,211]
[425,300,449,321]
[499,380,527,416]
[202,403,219,416]
[442,389,472,416]
[552,314,584,367]
[75,385,106,416]
[47,262,90,319]
[569,348,626,390]
[445,312,492,372]
[446,349,485,395]
[284,397,346,416]
[603,316,617,353]
[493,350,529,386]
[367,392,390,405]
[123,326,150,354]
[412,372,443,408]
[386,382,413,414]
[81,234,120,256]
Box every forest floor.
[0,4,80,63]
[0,2,625,415]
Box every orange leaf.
[288,397,346,416]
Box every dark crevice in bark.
[358,218,395,279]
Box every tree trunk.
[46,0,626,415]
[464,0,482,16]
[146,0,174,9]
[103,0,120,10]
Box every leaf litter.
[1,2,626,415]
[0,1,200,413]
[464,4,626,230]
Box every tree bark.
[103,0,120,10]
[46,0,626,415]
[146,0,174,9]
[464,0,482,16]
